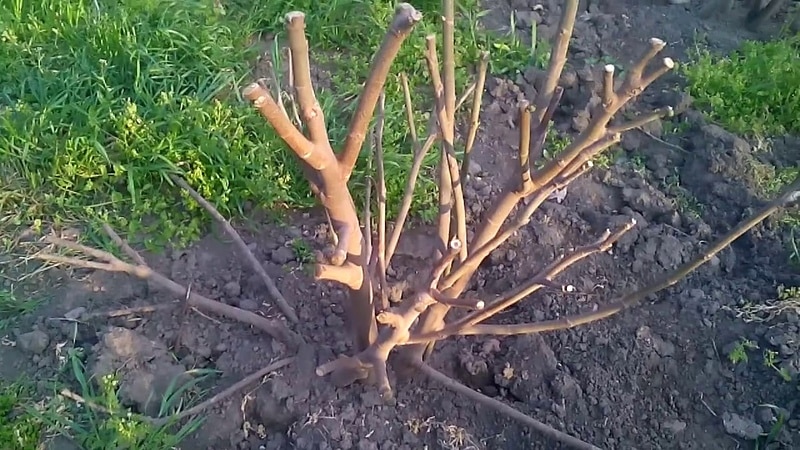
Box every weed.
[662,169,704,219]
[34,348,209,448]
[683,35,800,138]
[727,337,758,364]
[763,349,793,382]
[0,381,43,450]
[290,238,315,265]
[0,287,41,330]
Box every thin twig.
[169,174,298,323]
[85,303,178,319]
[36,229,302,349]
[417,363,601,450]
[375,91,390,311]
[455,175,800,336]
[460,51,489,183]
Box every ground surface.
[1,0,799,449]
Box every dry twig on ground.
[33,225,302,349]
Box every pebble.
[723,412,763,440]
[238,299,259,311]
[223,281,242,297]
[17,330,50,354]
[270,246,295,265]
[64,307,86,320]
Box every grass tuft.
[683,35,800,138]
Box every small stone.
[64,307,86,320]
[223,281,242,297]
[662,419,687,433]
[325,315,344,327]
[270,246,295,265]
[196,345,212,359]
[467,160,482,176]
[723,412,763,440]
[238,299,259,311]
[505,249,517,262]
[17,330,50,354]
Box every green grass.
[0,0,546,248]
[683,34,800,138]
[682,33,800,237]
[0,287,41,330]
[0,381,43,449]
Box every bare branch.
[339,3,423,178]
[375,91,390,310]
[408,219,635,343]
[456,175,800,336]
[242,83,327,171]
[425,34,468,263]
[316,291,438,400]
[426,35,454,262]
[315,261,363,290]
[36,229,301,349]
[442,0,457,124]
[602,64,615,108]
[386,133,438,265]
[609,106,674,134]
[531,37,674,190]
[518,101,533,188]
[461,51,490,183]
[150,357,295,426]
[531,0,579,125]
[169,174,298,323]
[285,12,330,145]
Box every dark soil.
[2,0,800,449]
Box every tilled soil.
[2,0,799,449]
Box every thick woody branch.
[531,0,578,125]
[35,228,302,349]
[315,261,363,290]
[374,91,390,310]
[339,3,423,178]
[316,291,438,400]
[285,12,330,146]
[242,83,322,169]
[170,175,298,323]
[518,101,533,188]
[456,175,800,336]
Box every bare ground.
[2,0,800,449]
